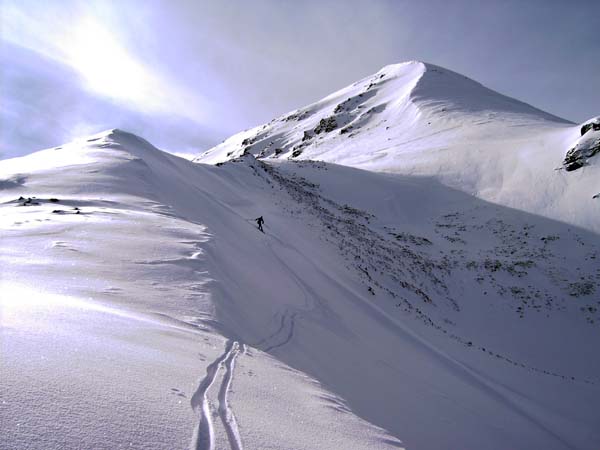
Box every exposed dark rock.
[19,197,40,206]
[563,140,600,171]
[283,110,312,122]
[564,158,584,172]
[314,116,338,134]
[581,118,600,136]
[563,121,600,171]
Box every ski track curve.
[262,313,298,352]
[252,312,288,348]
[190,339,243,450]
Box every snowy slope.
[2,129,599,449]
[0,130,401,450]
[196,61,599,233]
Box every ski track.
[218,342,244,450]
[262,313,298,352]
[190,340,243,450]
[252,312,288,348]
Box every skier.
[255,216,265,232]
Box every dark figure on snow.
[255,216,265,232]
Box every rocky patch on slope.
[222,155,600,384]
[563,116,600,171]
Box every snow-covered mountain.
[1,62,600,450]
[197,61,599,233]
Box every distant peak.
[378,60,425,69]
[97,128,146,142]
[375,60,426,77]
[83,129,157,149]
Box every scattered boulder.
[241,137,254,146]
[18,197,40,206]
[314,116,338,134]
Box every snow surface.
[2,62,600,450]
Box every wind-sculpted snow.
[1,121,599,450]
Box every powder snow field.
[2,62,600,449]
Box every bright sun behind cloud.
[1,5,208,134]
[64,19,162,111]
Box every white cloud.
[1,3,208,123]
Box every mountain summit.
[196,61,598,232]
[196,61,569,165]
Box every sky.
[1,0,599,159]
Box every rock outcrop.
[564,117,600,171]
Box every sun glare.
[64,19,161,111]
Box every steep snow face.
[195,61,599,232]
[2,131,600,449]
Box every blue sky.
[1,0,599,158]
